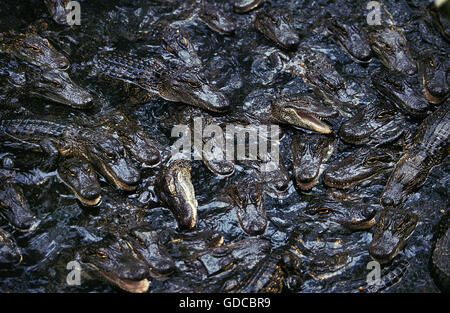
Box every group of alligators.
[0,0,449,293]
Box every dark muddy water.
[0,0,448,293]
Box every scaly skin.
[326,18,372,63]
[417,51,449,105]
[57,157,102,206]
[0,173,39,232]
[291,132,334,190]
[381,104,450,208]
[0,228,22,265]
[369,27,417,75]
[339,100,406,146]
[91,51,230,113]
[255,7,299,51]
[372,70,431,116]
[430,211,450,292]
[234,0,266,13]
[226,180,267,236]
[369,208,418,264]
[0,32,69,69]
[0,119,140,191]
[323,146,398,189]
[155,160,198,231]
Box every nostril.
[381,196,394,208]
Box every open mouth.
[291,108,333,134]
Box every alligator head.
[339,100,406,145]
[271,93,338,134]
[84,135,141,191]
[418,51,449,104]
[199,2,236,34]
[156,160,198,231]
[78,235,150,293]
[369,208,418,264]
[57,157,102,206]
[291,132,334,190]
[43,0,72,25]
[1,32,69,69]
[0,228,22,265]
[227,180,267,236]
[255,7,300,51]
[326,18,372,63]
[158,68,230,113]
[26,68,93,109]
[323,146,397,189]
[372,70,431,116]
[0,178,39,232]
[125,225,175,280]
[369,27,417,75]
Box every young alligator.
[369,208,418,264]
[90,51,230,113]
[0,119,141,192]
[0,32,69,69]
[0,228,22,265]
[254,6,300,51]
[0,58,92,109]
[381,103,450,208]
[372,70,432,116]
[57,157,102,206]
[234,0,266,14]
[430,211,450,292]
[368,26,417,75]
[291,132,335,190]
[339,100,407,146]
[417,51,449,105]
[323,146,398,189]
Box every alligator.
[372,70,432,116]
[89,51,230,113]
[369,208,418,264]
[254,6,300,51]
[0,32,69,69]
[43,0,71,25]
[0,59,92,109]
[164,229,224,259]
[339,100,407,146]
[291,132,335,190]
[326,18,372,63]
[233,90,338,134]
[0,119,141,192]
[417,51,449,105]
[78,108,161,168]
[172,237,272,291]
[362,258,410,293]
[226,178,267,236]
[0,170,39,232]
[0,228,22,265]
[368,26,417,75]
[234,0,266,13]
[430,210,450,292]
[224,250,302,293]
[427,2,450,43]
[283,50,357,117]
[304,194,377,231]
[57,157,102,206]
[323,146,398,189]
[155,160,198,231]
[380,103,450,208]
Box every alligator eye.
[285,15,291,23]
[429,59,435,67]
[187,81,199,88]
[165,44,175,53]
[69,170,77,177]
[376,111,394,119]
[96,251,108,259]
[0,201,7,207]
[392,82,402,90]
[271,17,278,24]
[385,45,392,51]
[318,208,330,215]
[365,157,380,164]
[105,152,115,160]
[29,46,40,53]
[51,81,61,88]
[86,167,91,174]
